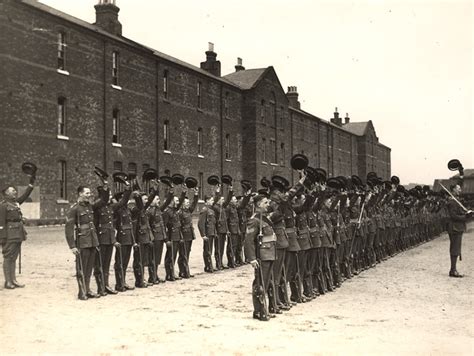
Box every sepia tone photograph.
[0,0,472,354]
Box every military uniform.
[212,189,232,269]
[162,192,185,281]
[198,204,217,272]
[446,197,469,276]
[178,191,199,278]
[244,212,276,321]
[93,186,130,294]
[226,194,250,268]
[147,189,173,283]
[65,193,107,299]
[0,184,33,289]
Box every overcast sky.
[39,0,473,185]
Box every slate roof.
[342,122,369,136]
[24,0,239,87]
[222,68,267,90]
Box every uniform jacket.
[162,192,186,241]
[0,185,33,243]
[94,187,130,245]
[212,189,232,234]
[147,190,173,241]
[179,192,199,241]
[244,213,276,262]
[198,205,217,237]
[447,198,468,233]
[131,190,157,244]
[65,193,108,249]
[226,194,251,235]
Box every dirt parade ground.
[0,221,473,355]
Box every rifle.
[96,246,106,293]
[179,231,191,277]
[349,200,366,257]
[76,252,87,298]
[116,244,125,286]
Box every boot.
[4,259,15,289]
[10,259,25,288]
[148,265,158,285]
[95,274,107,296]
[104,273,118,294]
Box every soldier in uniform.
[0,172,35,289]
[178,187,199,278]
[113,190,139,292]
[65,183,108,300]
[147,183,174,283]
[162,190,186,281]
[226,188,251,267]
[93,183,131,295]
[446,184,473,277]
[212,184,232,269]
[198,195,217,272]
[244,193,277,321]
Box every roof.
[451,169,474,178]
[342,122,369,136]
[24,0,239,87]
[222,68,267,90]
[433,177,474,194]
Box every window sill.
[164,150,172,154]
[197,108,203,113]
[111,84,122,91]
[163,98,170,104]
[225,159,232,162]
[57,135,69,141]
[270,163,278,166]
[56,199,69,204]
[198,199,205,203]
[112,142,122,147]
[262,161,268,165]
[57,69,70,76]
[198,154,204,159]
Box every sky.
[39,0,473,185]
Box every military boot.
[3,259,15,289]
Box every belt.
[285,227,296,233]
[79,223,93,229]
[261,234,277,243]
[309,227,318,233]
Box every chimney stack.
[330,107,342,126]
[286,86,300,109]
[235,57,245,72]
[94,0,122,36]
[344,113,350,124]
[200,42,221,76]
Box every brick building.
[0,0,391,220]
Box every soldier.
[113,190,138,292]
[244,192,276,321]
[446,184,473,277]
[198,195,217,272]
[226,188,251,268]
[178,187,199,278]
[212,183,232,269]
[65,183,108,300]
[93,183,131,295]
[0,170,35,289]
[147,183,174,283]
[130,182,158,288]
[162,189,186,281]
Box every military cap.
[271,175,289,191]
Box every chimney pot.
[235,57,245,72]
[200,42,221,76]
[208,42,214,52]
[344,113,350,124]
[94,0,122,36]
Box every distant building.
[0,0,391,220]
[433,169,474,200]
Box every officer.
[0,169,35,289]
[244,192,276,321]
[198,195,217,272]
[446,184,473,277]
[65,183,108,300]
[93,182,131,295]
[178,187,199,278]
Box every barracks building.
[0,0,391,221]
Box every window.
[58,160,67,199]
[112,51,119,86]
[57,32,66,70]
[224,92,229,118]
[198,172,204,200]
[280,106,284,128]
[112,109,120,143]
[197,81,202,109]
[163,70,168,99]
[260,100,265,123]
[197,128,203,155]
[280,143,285,166]
[164,120,170,151]
[225,134,230,160]
[270,139,277,164]
[262,138,266,162]
[128,162,137,176]
[270,92,277,127]
[142,163,150,172]
[113,161,123,172]
[57,97,66,136]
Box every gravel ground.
[0,221,472,355]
